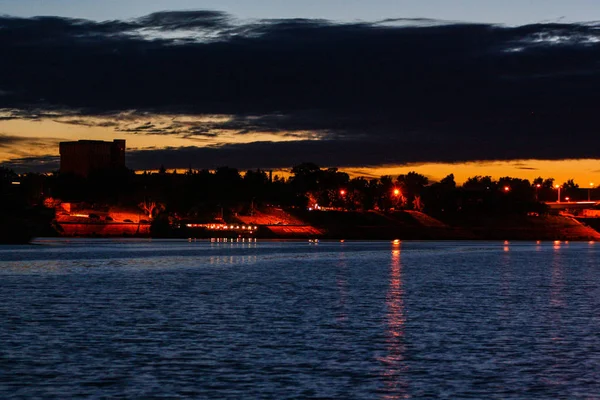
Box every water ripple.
[0,240,599,398]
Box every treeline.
[0,163,592,220]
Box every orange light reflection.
[380,246,408,399]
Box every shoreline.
[27,237,600,242]
[14,211,600,243]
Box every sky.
[1,0,600,184]
[3,0,600,25]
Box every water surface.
[1,239,599,399]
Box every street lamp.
[339,189,347,211]
[535,183,541,201]
[393,188,401,197]
[555,184,561,203]
[504,186,510,193]
[589,183,594,202]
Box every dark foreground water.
[0,239,599,399]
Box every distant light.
[393,189,400,196]
[565,197,570,202]
[536,184,541,188]
[393,239,400,245]
[504,186,510,192]
[11,181,20,185]
[555,184,560,189]
[340,189,346,196]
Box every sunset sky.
[1,0,600,184]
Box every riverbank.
[16,209,600,242]
[290,210,600,241]
[0,209,56,244]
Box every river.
[1,239,599,399]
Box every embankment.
[293,210,471,240]
[291,210,600,241]
[446,214,600,241]
[57,222,151,237]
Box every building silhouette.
[59,139,126,177]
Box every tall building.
[59,139,126,177]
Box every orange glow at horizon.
[0,117,317,162]
[344,159,600,186]
[0,117,599,185]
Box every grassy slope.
[290,210,600,241]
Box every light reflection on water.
[1,240,600,399]
[335,250,348,323]
[380,246,408,399]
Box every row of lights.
[338,183,596,203]
[550,183,595,203]
[505,183,595,202]
[209,238,258,242]
[186,224,258,230]
[338,189,402,196]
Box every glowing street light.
[555,184,561,203]
[339,189,347,211]
[589,183,594,202]
[504,186,510,192]
[393,188,401,196]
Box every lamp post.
[392,188,401,210]
[535,183,541,201]
[555,184,561,203]
[339,189,346,211]
[589,183,594,202]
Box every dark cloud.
[0,155,59,173]
[0,133,61,149]
[1,12,600,171]
[0,134,63,164]
[59,119,119,128]
[137,11,231,31]
[126,134,600,171]
[0,134,28,147]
